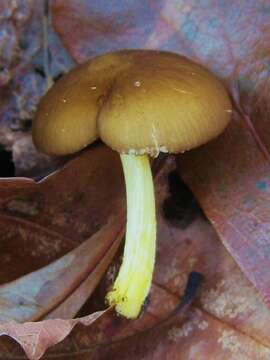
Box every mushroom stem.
[107,153,156,318]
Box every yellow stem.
[106,154,156,318]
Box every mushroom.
[32,50,232,319]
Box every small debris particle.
[218,330,242,354]
[167,309,208,341]
[201,276,256,319]
[6,199,39,216]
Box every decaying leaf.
[0,215,124,322]
[0,145,126,357]
[1,155,270,359]
[29,159,270,359]
[0,145,124,281]
[0,309,109,360]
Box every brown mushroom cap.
[32,50,231,156]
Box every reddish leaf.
[0,215,124,322]
[177,117,270,307]
[0,145,124,282]
[0,145,126,357]
[0,158,268,359]
[44,236,122,320]
[37,159,270,359]
[0,309,108,360]
[51,0,161,62]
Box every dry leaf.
[36,159,270,359]
[0,216,124,322]
[0,309,108,360]
[0,145,124,281]
[0,145,126,357]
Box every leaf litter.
[0,0,270,359]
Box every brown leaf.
[0,145,124,282]
[0,145,126,357]
[0,309,108,360]
[34,159,270,359]
[0,158,267,359]
[177,116,270,308]
[44,236,122,320]
[0,215,124,322]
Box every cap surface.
[32,52,131,155]
[33,50,232,156]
